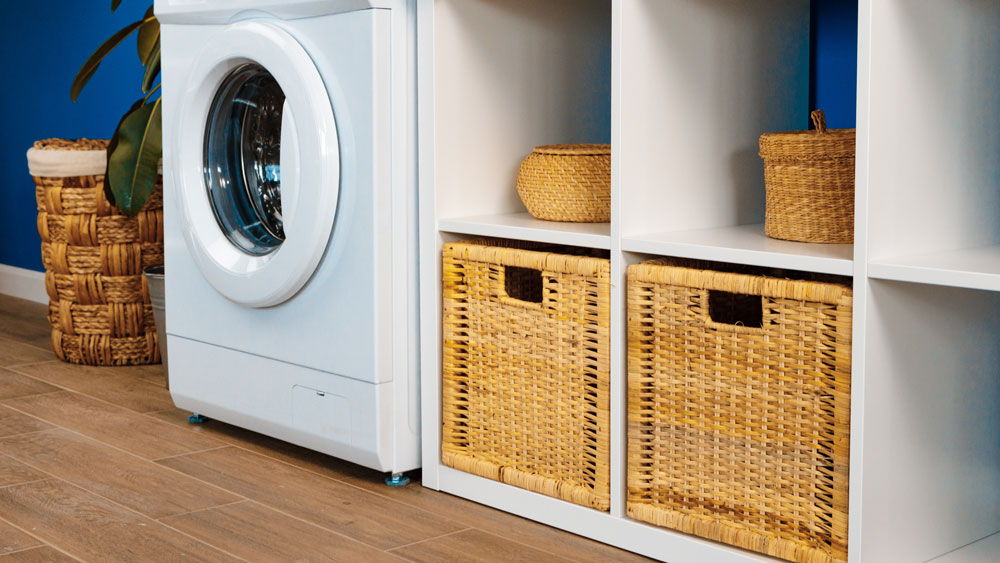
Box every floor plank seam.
[0,545,86,563]
[0,388,64,403]
[0,448,248,525]
[385,527,473,553]
[3,361,61,372]
[468,528,579,562]
[136,414,490,547]
[137,377,165,387]
[310,481,599,563]
[0,340,55,356]
[4,387,166,423]
[0,510,85,562]
[143,517,253,563]
[0,478,247,563]
[179,443,470,535]
[0,544,42,557]
[3,401,232,469]
[0,428,52,441]
[5,430,256,508]
[151,445,231,463]
[154,499,249,521]
[140,424,414,502]
[4,363,171,416]
[162,491,408,555]
[0,477,50,491]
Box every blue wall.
[0,1,148,272]
[811,0,859,129]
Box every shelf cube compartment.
[441,239,611,511]
[626,259,853,563]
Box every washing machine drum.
[204,64,287,257]
[176,22,340,308]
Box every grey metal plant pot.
[143,264,168,388]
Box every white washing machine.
[157,0,419,475]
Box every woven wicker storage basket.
[760,110,855,243]
[516,144,610,223]
[627,259,852,563]
[442,239,611,510]
[28,138,163,366]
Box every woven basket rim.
[630,260,852,304]
[32,138,109,151]
[532,143,610,156]
[444,239,610,277]
[760,127,855,139]
[759,129,855,156]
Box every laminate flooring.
[0,294,649,562]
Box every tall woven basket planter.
[28,139,163,366]
[627,260,852,563]
[441,239,612,510]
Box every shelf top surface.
[869,244,1000,292]
[623,224,854,276]
[439,213,611,249]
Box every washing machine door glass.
[174,21,340,308]
[204,64,286,256]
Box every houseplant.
[25,0,164,366]
[71,0,161,216]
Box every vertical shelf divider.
[608,0,625,520]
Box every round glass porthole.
[203,63,286,256]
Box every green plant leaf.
[112,0,123,12]
[104,97,147,206]
[137,7,159,63]
[141,43,160,93]
[107,98,162,217]
[71,19,145,101]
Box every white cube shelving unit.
[417,1,1000,561]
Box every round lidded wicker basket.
[28,138,163,366]
[516,144,611,223]
[759,110,855,243]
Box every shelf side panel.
[861,280,1000,561]
[867,0,1000,260]
[433,0,611,219]
[619,0,810,237]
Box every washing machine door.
[175,21,339,307]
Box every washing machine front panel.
[176,21,339,308]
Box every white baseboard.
[0,264,48,304]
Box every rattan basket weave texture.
[760,110,855,243]
[442,239,611,510]
[627,260,852,563]
[516,144,611,223]
[31,138,163,366]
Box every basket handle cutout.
[811,109,827,133]
[707,290,763,328]
[504,265,544,304]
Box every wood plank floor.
[0,294,650,562]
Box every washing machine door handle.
[279,98,300,231]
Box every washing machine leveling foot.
[188,413,206,424]
[385,473,410,487]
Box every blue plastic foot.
[188,413,206,424]
[385,473,410,487]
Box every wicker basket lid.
[759,110,855,161]
[26,138,109,178]
[532,144,610,156]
